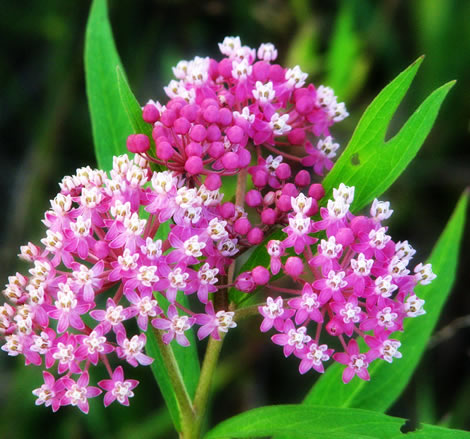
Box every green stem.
[181,167,247,438]
[152,328,195,434]
[189,335,225,438]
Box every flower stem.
[152,328,195,435]
[189,335,225,438]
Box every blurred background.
[0,0,469,437]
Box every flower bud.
[275,163,291,180]
[226,126,244,144]
[245,190,263,207]
[287,128,306,145]
[284,256,303,278]
[295,170,310,187]
[142,103,160,123]
[173,117,190,134]
[127,134,150,153]
[221,152,240,170]
[252,266,270,285]
[184,156,203,175]
[247,227,264,245]
[308,183,325,200]
[190,124,207,142]
[234,217,251,235]
[204,174,222,190]
[261,208,276,225]
[219,202,235,219]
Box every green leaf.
[205,405,403,439]
[85,0,132,170]
[144,221,200,431]
[325,0,361,100]
[304,191,468,411]
[116,65,154,142]
[322,57,455,212]
[205,405,470,439]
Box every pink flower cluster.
[1,154,244,412]
[128,36,347,180]
[1,35,435,414]
[237,184,435,382]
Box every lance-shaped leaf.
[85,0,132,171]
[304,190,468,410]
[116,66,154,145]
[322,57,455,212]
[204,405,470,439]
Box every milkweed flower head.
[236,185,435,383]
[1,153,246,412]
[129,36,348,183]
[1,37,435,413]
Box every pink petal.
[342,366,355,384]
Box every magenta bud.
[305,199,319,216]
[350,216,373,236]
[180,104,199,122]
[133,134,150,153]
[203,106,219,123]
[238,148,251,167]
[235,272,255,292]
[252,266,270,285]
[126,134,150,154]
[184,156,203,175]
[234,217,251,235]
[218,58,233,78]
[173,117,190,135]
[269,64,285,82]
[143,104,160,123]
[156,141,175,160]
[94,241,109,259]
[206,124,221,141]
[204,173,222,190]
[218,108,232,126]
[295,96,314,114]
[219,202,235,219]
[295,170,311,187]
[208,141,225,159]
[245,189,263,207]
[185,142,202,157]
[308,183,325,200]
[263,191,276,206]
[282,183,298,197]
[261,208,277,225]
[226,125,244,144]
[201,98,218,109]
[284,256,303,278]
[252,61,270,82]
[326,319,344,336]
[252,169,268,187]
[275,163,291,180]
[167,98,185,113]
[335,227,355,246]
[247,227,264,245]
[160,109,177,127]
[288,128,306,145]
[190,124,207,142]
[276,194,292,212]
[221,152,240,170]
[152,125,166,140]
